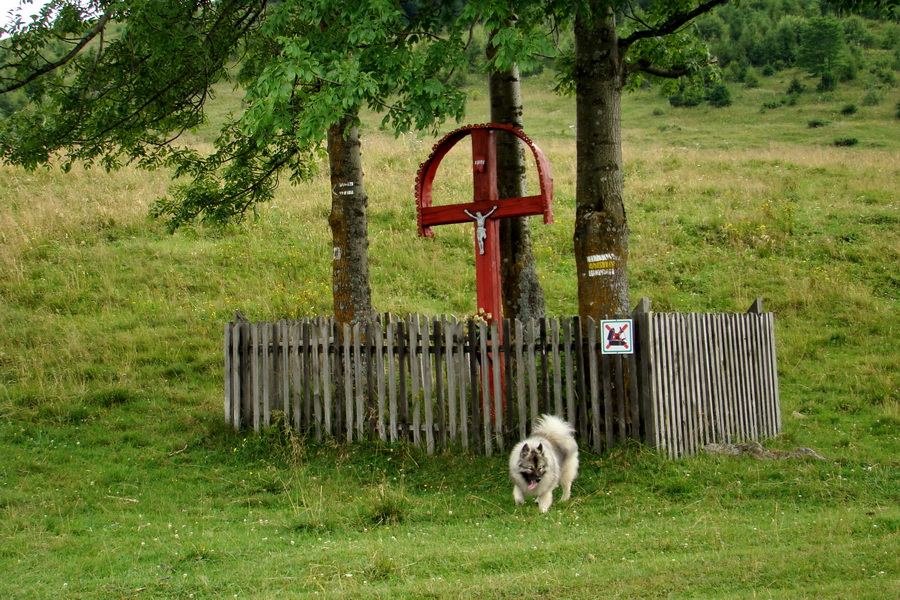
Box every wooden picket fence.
[224,299,781,457]
[635,299,782,458]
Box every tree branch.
[620,0,729,50]
[622,1,654,31]
[69,3,265,154]
[0,13,111,95]
[626,59,688,78]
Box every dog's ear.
[536,443,544,454]
[520,444,531,457]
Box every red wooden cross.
[415,124,554,324]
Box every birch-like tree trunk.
[327,115,376,324]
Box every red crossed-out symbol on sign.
[605,323,629,350]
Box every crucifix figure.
[415,124,554,325]
[463,206,499,255]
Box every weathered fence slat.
[491,320,503,452]
[239,319,250,430]
[477,320,491,457]
[551,320,563,418]
[250,323,260,432]
[280,321,289,419]
[409,316,422,447]
[342,323,352,442]
[224,324,233,428]
[397,318,409,440]
[526,319,539,425]
[465,321,480,451]
[573,317,588,442]
[443,316,456,446]
[310,322,321,440]
[297,322,308,433]
[633,303,653,447]
[364,322,375,437]
[659,314,677,458]
[232,322,241,428]
[515,319,527,441]
[353,323,364,439]
[766,313,782,437]
[386,317,398,443]
[291,322,301,433]
[685,314,699,456]
[588,318,603,453]
[502,319,514,443]
[267,324,275,427]
[456,318,469,450]
[627,338,641,442]
[375,321,386,442]
[224,304,780,458]
[539,319,550,415]
[727,314,746,442]
[615,354,626,444]
[433,317,446,450]
[422,317,435,454]
[563,319,576,428]
[713,315,728,443]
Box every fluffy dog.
[509,414,579,512]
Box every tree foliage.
[0,0,467,229]
[694,0,896,78]
[158,0,466,228]
[1,0,263,173]
[797,16,848,76]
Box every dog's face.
[517,443,547,491]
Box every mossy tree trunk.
[573,5,630,320]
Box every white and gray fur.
[508,414,579,513]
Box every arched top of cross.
[414,123,554,238]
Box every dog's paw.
[537,494,553,512]
[513,487,526,505]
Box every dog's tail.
[532,414,575,442]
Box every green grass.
[1,67,898,598]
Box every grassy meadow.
[1,67,898,599]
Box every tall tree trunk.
[488,36,546,321]
[327,115,376,324]
[573,5,630,320]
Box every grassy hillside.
[1,66,898,598]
